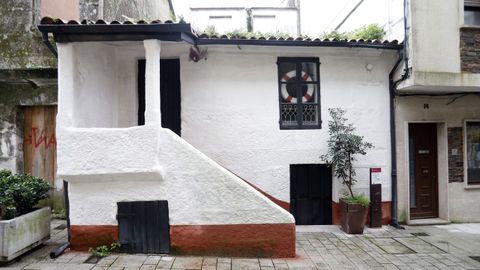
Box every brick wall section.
[461,28,480,73]
[448,127,464,182]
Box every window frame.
[464,1,480,25]
[464,119,480,187]
[277,57,321,130]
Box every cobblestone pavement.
[3,220,480,269]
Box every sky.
[171,0,404,40]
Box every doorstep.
[408,218,450,226]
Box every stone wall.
[0,0,57,174]
[460,27,480,73]
[0,0,56,70]
[448,127,464,182]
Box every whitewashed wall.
[70,42,142,128]
[178,45,397,203]
[67,128,294,225]
[58,41,397,225]
[57,41,293,226]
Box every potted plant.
[0,169,51,262]
[321,108,373,234]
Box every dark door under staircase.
[290,164,332,225]
[117,200,170,253]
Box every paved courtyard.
[3,219,480,270]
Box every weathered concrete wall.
[409,0,460,74]
[0,0,56,70]
[0,0,59,211]
[0,0,57,172]
[80,0,174,22]
[0,70,57,173]
[397,0,480,92]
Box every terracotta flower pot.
[340,198,368,234]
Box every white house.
[38,17,401,256]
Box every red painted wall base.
[69,223,296,258]
[70,225,118,251]
[170,223,295,258]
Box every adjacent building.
[393,0,480,223]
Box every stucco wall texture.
[58,42,398,213]
[57,41,399,234]
[58,42,294,226]
[180,46,396,204]
[57,41,297,257]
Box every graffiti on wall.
[24,127,56,149]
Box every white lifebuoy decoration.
[281,70,314,103]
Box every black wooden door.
[117,201,170,254]
[409,123,438,219]
[290,164,332,225]
[138,59,181,136]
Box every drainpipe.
[41,32,58,58]
[389,53,402,229]
[389,0,410,229]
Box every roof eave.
[197,38,403,50]
[38,23,197,45]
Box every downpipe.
[41,32,57,58]
[389,0,411,230]
[388,54,403,230]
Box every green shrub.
[321,24,386,41]
[350,24,386,40]
[321,30,349,40]
[52,208,66,220]
[89,243,120,257]
[0,169,50,219]
[344,194,370,207]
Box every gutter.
[197,38,402,50]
